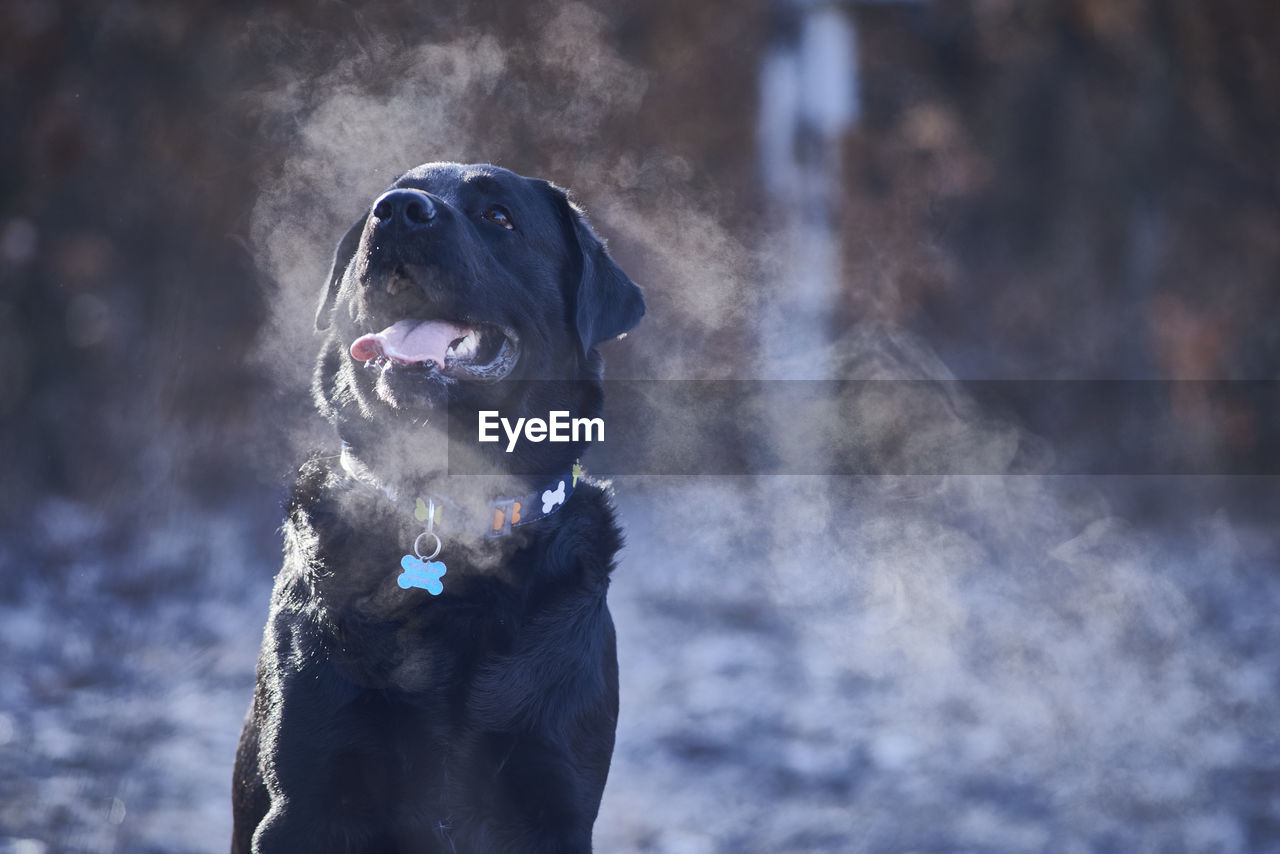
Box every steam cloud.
[241,8,1277,852]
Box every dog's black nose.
[372,189,437,230]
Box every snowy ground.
[2,474,1279,853]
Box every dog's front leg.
[248,618,400,853]
[482,732,602,854]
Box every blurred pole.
[757,0,861,478]
[757,0,858,383]
[756,0,924,474]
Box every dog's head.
[313,163,643,478]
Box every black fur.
[232,163,643,853]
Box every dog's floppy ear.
[315,218,366,331]
[544,183,645,357]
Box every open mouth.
[349,319,519,382]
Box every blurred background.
[2,1,1278,851]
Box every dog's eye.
[482,206,515,230]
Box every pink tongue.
[350,319,472,367]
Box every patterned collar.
[339,443,584,538]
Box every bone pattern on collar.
[338,443,581,538]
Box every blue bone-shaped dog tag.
[397,554,446,595]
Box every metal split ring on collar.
[413,531,442,561]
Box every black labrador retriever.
[232,163,643,853]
